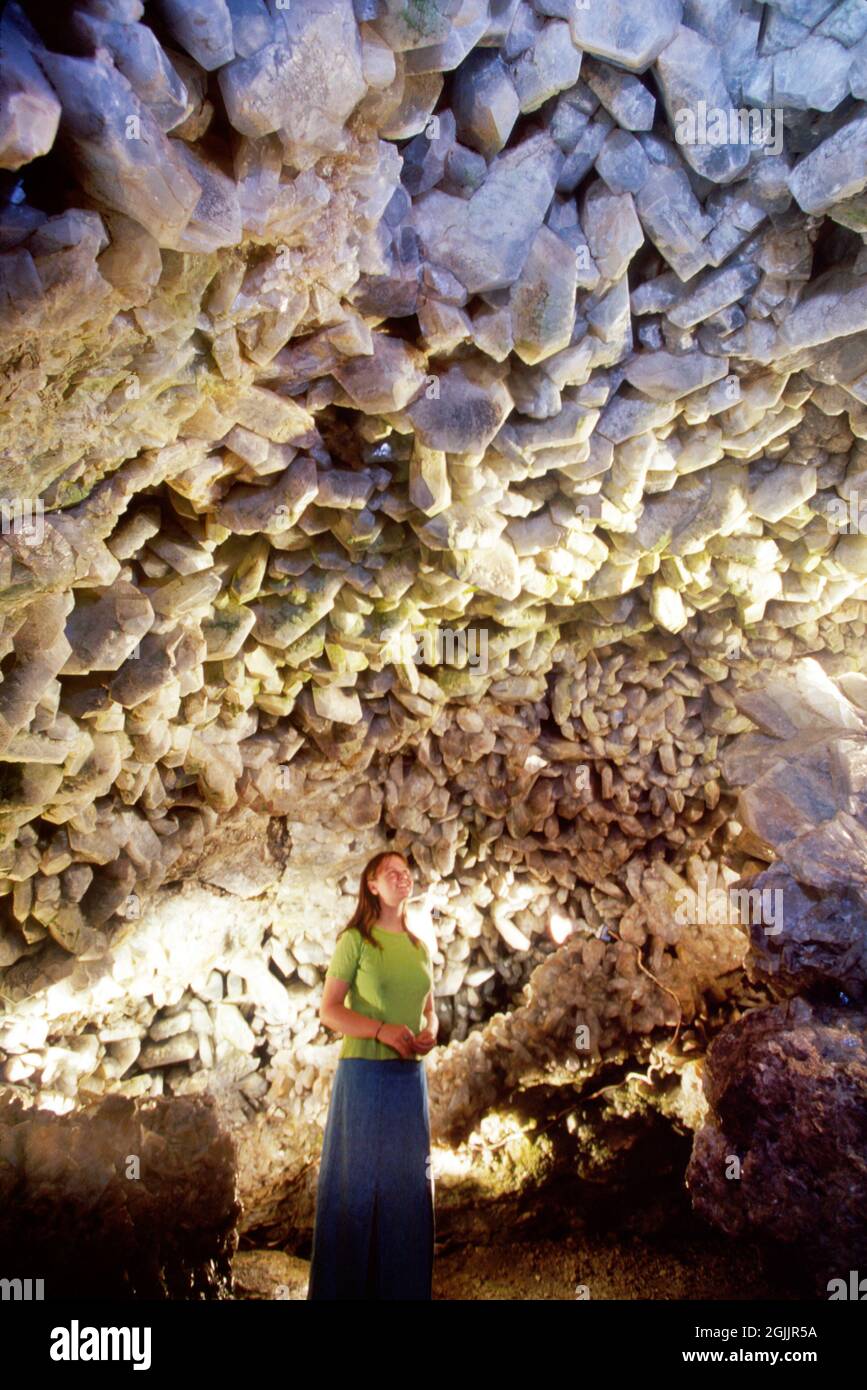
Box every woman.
[307,849,438,1300]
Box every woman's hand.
[377,1022,418,1059]
[411,1026,437,1055]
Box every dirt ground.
[233,1228,811,1301]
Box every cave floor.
[233,1231,812,1302]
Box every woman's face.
[369,855,412,907]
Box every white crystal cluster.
[1,0,867,1197]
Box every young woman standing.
[307,850,438,1299]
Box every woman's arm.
[320,976,382,1041]
[421,990,439,1038]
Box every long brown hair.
[338,850,425,954]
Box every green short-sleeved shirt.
[325,924,433,1061]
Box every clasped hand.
[377,1021,438,1057]
[411,1025,437,1055]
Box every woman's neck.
[374,906,405,933]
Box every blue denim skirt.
[307,1058,435,1300]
